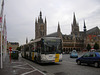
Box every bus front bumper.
[41,59,62,63]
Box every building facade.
[62,13,100,53]
[7,42,19,50]
[35,11,100,53]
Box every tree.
[86,44,91,51]
[16,46,21,51]
[30,39,34,42]
[94,43,99,50]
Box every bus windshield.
[41,39,62,54]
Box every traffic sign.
[9,47,12,51]
[9,47,12,49]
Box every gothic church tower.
[71,13,79,36]
[35,11,47,39]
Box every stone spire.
[83,20,86,32]
[40,11,42,19]
[26,37,28,44]
[57,22,62,38]
[38,11,43,23]
[57,22,61,33]
[73,12,77,25]
[83,20,87,48]
[45,17,47,35]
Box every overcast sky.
[0,0,100,45]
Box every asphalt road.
[22,53,100,75]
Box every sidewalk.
[0,53,14,75]
[0,54,46,75]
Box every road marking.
[11,61,46,75]
[26,63,46,75]
[11,62,22,63]
[12,63,33,69]
[13,66,32,69]
[21,70,37,75]
[12,63,27,67]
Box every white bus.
[21,37,62,63]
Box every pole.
[0,0,4,69]
[10,50,11,63]
[1,21,3,69]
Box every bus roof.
[21,37,61,46]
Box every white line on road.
[12,63,27,67]
[11,62,23,63]
[21,69,37,75]
[13,66,32,69]
[26,63,46,75]
[11,60,46,75]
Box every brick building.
[7,42,19,50]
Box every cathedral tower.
[71,13,79,36]
[35,11,47,39]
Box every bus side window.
[36,48,40,53]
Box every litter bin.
[11,50,19,59]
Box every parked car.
[82,49,88,52]
[96,50,100,52]
[90,49,96,52]
[76,52,100,68]
[70,50,78,58]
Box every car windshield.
[72,51,77,54]
[95,50,100,55]
[83,53,90,57]
[98,52,100,55]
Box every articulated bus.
[21,37,62,63]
